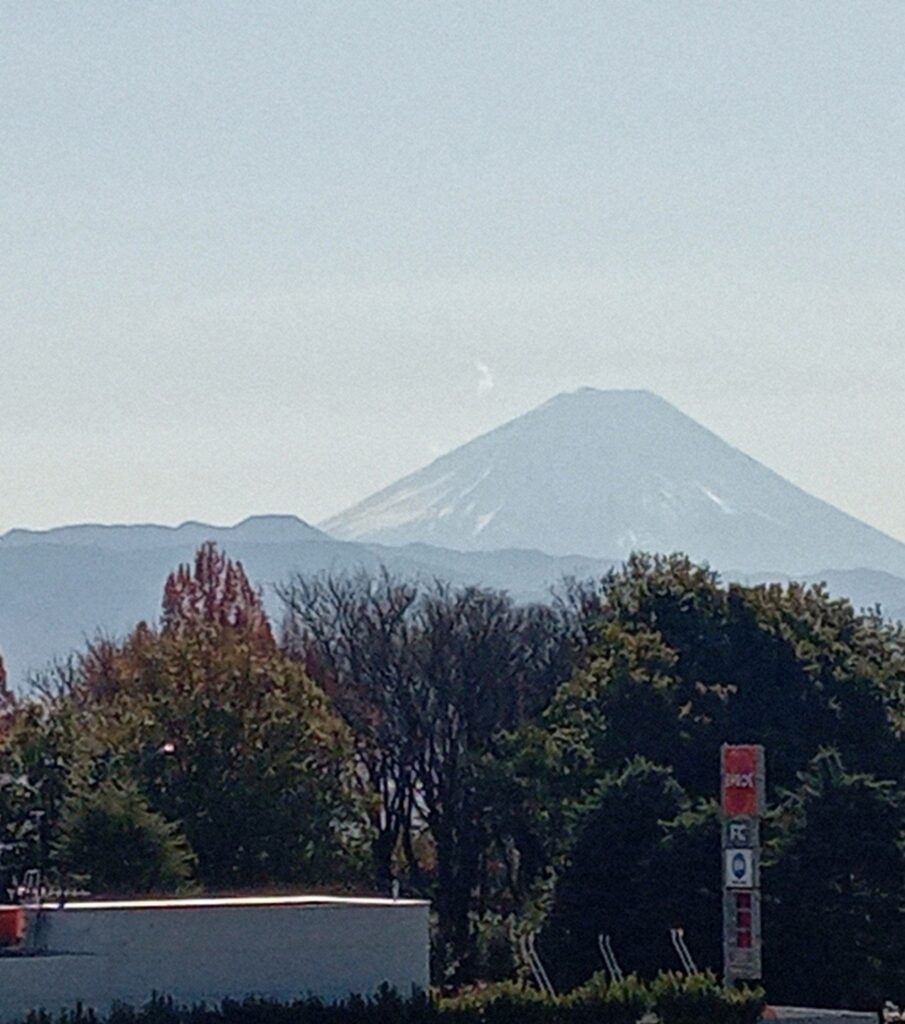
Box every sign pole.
[721,744,764,985]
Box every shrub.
[16,977,766,1024]
[437,982,563,1024]
[565,972,653,1024]
[650,971,764,1024]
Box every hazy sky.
[3,2,904,538]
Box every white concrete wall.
[0,897,430,1020]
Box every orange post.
[0,906,25,947]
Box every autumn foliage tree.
[161,541,275,651]
[6,545,361,892]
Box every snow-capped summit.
[322,388,905,576]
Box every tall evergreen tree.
[765,749,905,1008]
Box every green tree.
[494,555,905,989]
[764,748,905,1008]
[537,758,691,989]
[76,616,359,888]
[9,545,364,892]
[54,779,195,894]
[0,686,79,889]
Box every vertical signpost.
[721,744,764,984]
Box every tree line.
[1,544,904,1008]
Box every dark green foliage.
[76,628,361,889]
[565,972,653,1024]
[0,693,78,893]
[764,749,905,1008]
[20,991,440,1024]
[438,982,560,1023]
[15,977,763,1024]
[539,758,688,988]
[53,780,195,894]
[649,971,764,1024]
[0,765,40,887]
[555,554,905,802]
[499,555,905,1004]
[23,989,438,1024]
[656,801,723,973]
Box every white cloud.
[475,360,494,395]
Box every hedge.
[18,973,765,1024]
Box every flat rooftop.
[28,894,429,912]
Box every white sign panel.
[725,848,754,888]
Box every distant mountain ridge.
[2,520,904,691]
[4,389,905,686]
[0,514,328,551]
[0,520,614,686]
[323,388,905,577]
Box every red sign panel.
[721,745,760,816]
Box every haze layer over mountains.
[3,388,904,685]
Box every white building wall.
[0,896,430,1020]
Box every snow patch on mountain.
[474,505,503,536]
[700,486,733,514]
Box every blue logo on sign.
[732,853,746,880]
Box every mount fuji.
[323,388,905,577]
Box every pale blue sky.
[2,2,904,537]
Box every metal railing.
[670,927,698,975]
[519,931,555,998]
[597,933,624,983]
